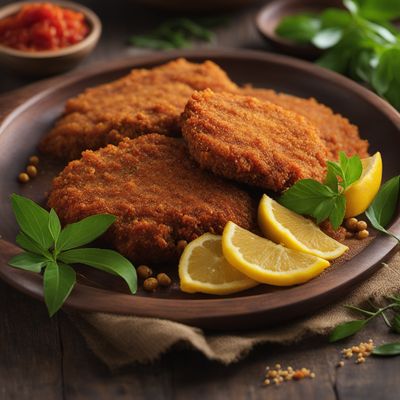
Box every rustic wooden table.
[1,1,399,399]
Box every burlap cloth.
[69,251,400,369]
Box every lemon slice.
[258,194,348,260]
[222,222,330,286]
[344,152,382,218]
[179,233,258,295]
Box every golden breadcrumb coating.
[181,89,329,192]
[240,87,369,160]
[40,58,238,160]
[48,134,256,264]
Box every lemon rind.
[178,233,258,295]
[222,222,330,286]
[258,195,348,260]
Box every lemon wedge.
[258,194,348,260]
[222,222,330,286]
[344,152,382,218]
[179,233,258,295]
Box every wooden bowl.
[0,1,102,77]
[256,0,342,59]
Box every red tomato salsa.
[0,2,89,51]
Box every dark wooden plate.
[0,49,399,330]
[256,0,342,59]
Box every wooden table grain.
[1,1,399,399]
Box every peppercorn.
[157,272,172,287]
[26,165,38,178]
[356,229,369,239]
[143,277,158,292]
[136,265,153,279]
[356,220,368,231]
[18,172,30,183]
[345,217,358,231]
[29,155,39,165]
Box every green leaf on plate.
[16,232,49,256]
[329,194,346,230]
[329,319,367,342]
[58,248,137,294]
[48,208,61,244]
[44,260,76,317]
[11,194,53,251]
[372,342,400,356]
[8,252,48,273]
[56,214,116,252]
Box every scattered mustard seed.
[157,272,172,287]
[345,217,358,231]
[356,229,369,240]
[29,155,39,165]
[18,172,30,183]
[26,165,38,177]
[263,364,315,386]
[137,265,153,279]
[356,220,368,231]
[143,277,158,292]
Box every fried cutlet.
[47,134,256,264]
[39,58,238,160]
[240,87,369,160]
[181,89,329,192]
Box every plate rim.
[1,49,399,328]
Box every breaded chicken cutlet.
[240,87,369,160]
[40,59,238,160]
[181,89,328,192]
[48,134,256,264]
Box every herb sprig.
[330,296,400,357]
[8,194,137,316]
[129,17,229,50]
[279,151,362,229]
[276,0,400,110]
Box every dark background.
[1,1,400,399]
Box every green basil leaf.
[312,28,343,49]
[329,319,367,342]
[372,342,400,356]
[8,252,48,273]
[279,179,336,215]
[372,48,400,111]
[321,8,352,29]
[44,261,76,317]
[392,314,400,334]
[363,20,397,43]
[366,175,400,230]
[324,166,339,192]
[313,198,337,224]
[16,232,49,256]
[329,194,346,230]
[48,209,61,243]
[57,214,116,252]
[275,14,322,43]
[339,152,363,189]
[11,194,53,251]
[359,0,400,21]
[343,0,359,14]
[58,248,136,294]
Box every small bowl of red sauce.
[0,1,101,76]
